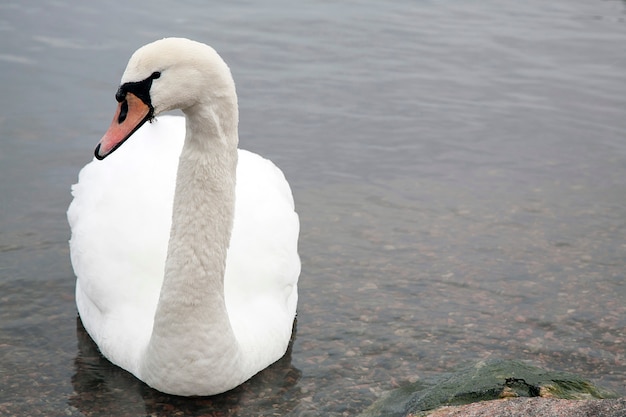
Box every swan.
[67,38,300,396]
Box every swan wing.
[68,115,299,373]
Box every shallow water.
[1,0,625,415]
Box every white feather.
[68,39,300,396]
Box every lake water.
[1,0,625,415]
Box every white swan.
[67,38,300,396]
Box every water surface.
[1,0,625,415]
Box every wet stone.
[359,359,619,417]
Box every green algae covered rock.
[360,359,618,417]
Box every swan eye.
[116,72,160,107]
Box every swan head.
[95,38,237,160]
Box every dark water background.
[1,0,625,415]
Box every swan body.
[68,38,300,396]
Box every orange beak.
[95,92,152,160]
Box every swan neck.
[184,94,239,153]
[140,101,243,394]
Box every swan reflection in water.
[69,317,302,416]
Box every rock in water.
[359,359,618,417]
